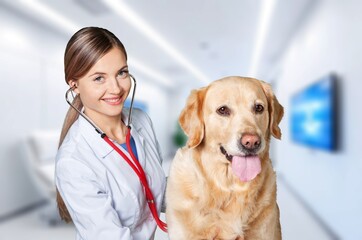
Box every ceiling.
[2,0,316,90]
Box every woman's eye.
[217,106,231,116]
[94,76,103,82]
[118,70,129,78]
[255,104,264,113]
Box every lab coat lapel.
[77,115,114,158]
[123,108,146,166]
[131,126,146,166]
[78,109,146,164]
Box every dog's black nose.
[241,134,261,151]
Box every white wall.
[133,80,173,158]
[274,0,362,239]
[0,7,68,216]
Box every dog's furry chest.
[166,148,278,239]
[190,158,274,238]
[195,180,254,233]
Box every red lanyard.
[101,127,168,232]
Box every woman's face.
[70,47,131,122]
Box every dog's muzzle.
[220,145,261,162]
[220,146,233,161]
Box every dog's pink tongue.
[231,155,261,182]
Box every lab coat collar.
[77,109,145,160]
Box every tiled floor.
[0,178,335,240]
[277,177,334,240]
[0,157,336,240]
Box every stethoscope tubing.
[64,74,167,232]
[103,128,167,232]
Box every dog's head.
[179,76,284,181]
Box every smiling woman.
[68,48,131,139]
[55,27,167,240]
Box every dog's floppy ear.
[260,81,284,139]
[179,87,207,148]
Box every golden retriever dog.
[165,76,284,240]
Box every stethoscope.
[65,74,167,232]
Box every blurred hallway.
[1,0,362,239]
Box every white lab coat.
[55,108,167,240]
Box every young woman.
[55,27,166,240]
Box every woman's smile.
[102,96,122,105]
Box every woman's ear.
[68,80,79,94]
[179,87,207,148]
[260,81,284,139]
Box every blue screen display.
[290,75,337,151]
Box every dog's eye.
[217,106,231,116]
[255,104,264,113]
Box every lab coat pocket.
[112,189,140,229]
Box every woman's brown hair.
[56,27,127,222]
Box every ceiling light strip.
[20,0,173,88]
[248,0,277,77]
[128,58,173,88]
[21,0,79,34]
[102,0,209,84]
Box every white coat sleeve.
[55,159,134,240]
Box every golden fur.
[166,76,284,240]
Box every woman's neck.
[84,110,128,143]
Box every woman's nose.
[108,78,121,94]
